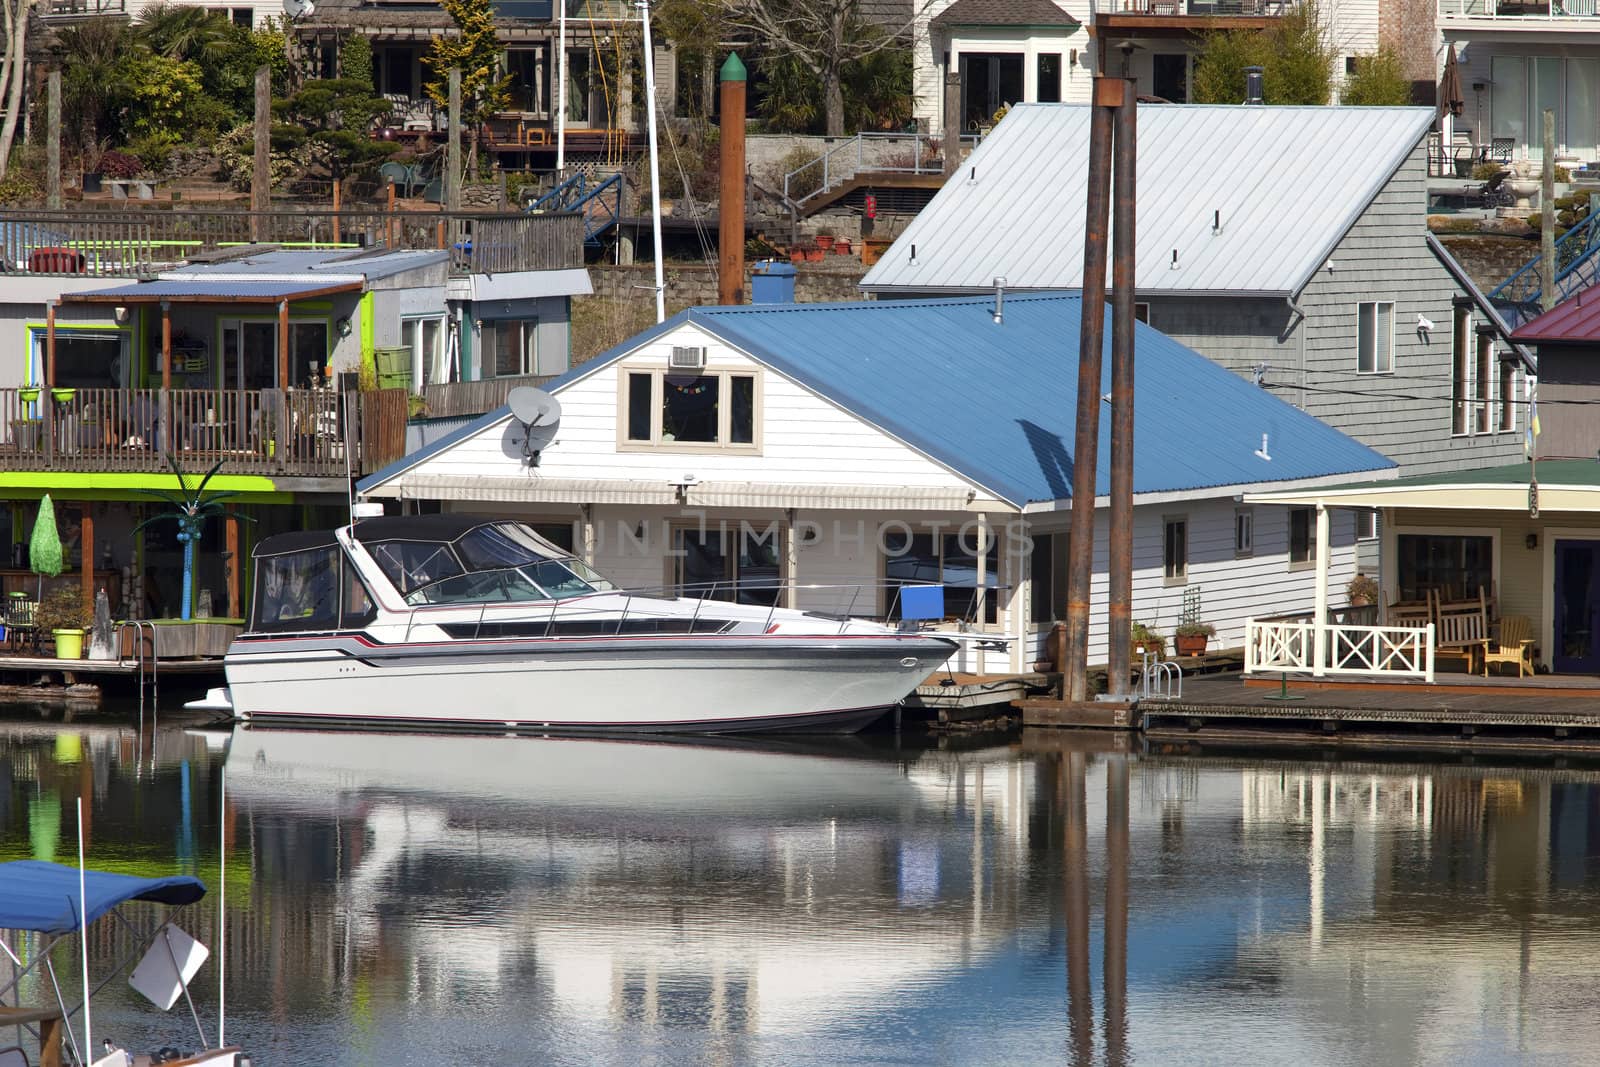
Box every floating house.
[357,292,1395,669]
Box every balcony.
[1092,0,1292,15]
[0,209,584,279]
[0,387,407,479]
[40,0,127,18]
[1438,0,1600,19]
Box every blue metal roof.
[360,294,1394,505]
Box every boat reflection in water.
[223,727,1040,1041]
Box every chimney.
[718,53,748,305]
[1244,66,1264,105]
[992,276,1006,324]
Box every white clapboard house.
[356,292,1397,670]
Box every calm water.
[4,708,1600,1065]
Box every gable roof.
[360,293,1393,507]
[859,104,1435,297]
[932,0,1077,28]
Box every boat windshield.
[364,521,615,607]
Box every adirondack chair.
[1484,614,1535,678]
[1434,587,1491,674]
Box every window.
[1036,54,1062,104]
[402,317,444,387]
[959,53,1023,130]
[1499,356,1517,432]
[481,319,538,378]
[1475,330,1493,434]
[1234,508,1253,558]
[884,528,999,624]
[49,331,128,389]
[1163,516,1187,584]
[621,369,760,451]
[506,46,549,114]
[1396,533,1492,602]
[252,546,365,633]
[1356,508,1378,541]
[673,527,784,606]
[1030,531,1068,622]
[1357,301,1394,373]
[1289,507,1316,567]
[1135,302,1151,325]
[1152,53,1187,103]
[1452,305,1470,436]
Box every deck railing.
[0,386,408,478]
[1437,0,1592,17]
[1245,618,1436,682]
[0,209,583,277]
[1090,0,1293,13]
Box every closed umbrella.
[1439,44,1467,170]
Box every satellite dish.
[506,387,561,466]
[282,0,313,19]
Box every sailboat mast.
[639,0,665,322]
[556,0,568,171]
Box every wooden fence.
[0,209,583,276]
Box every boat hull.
[222,632,956,734]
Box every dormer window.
[621,368,760,451]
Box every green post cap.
[720,53,746,83]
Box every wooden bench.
[1434,588,1490,675]
[0,1005,64,1067]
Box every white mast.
[556,0,568,172]
[639,0,665,322]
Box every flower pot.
[52,628,85,660]
[805,247,825,262]
[833,238,852,255]
[815,235,836,251]
[1174,634,1209,657]
[18,387,39,404]
[789,249,806,265]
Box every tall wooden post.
[252,66,271,241]
[332,178,342,245]
[79,509,94,622]
[1106,84,1137,699]
[446,68,462,214]
[1063,753,1093,1064]
[943,71,961,178]
[46,70,61,210]
[277,299,290,389]
[225,516,240,619]
[1104,757,1129,1067]
[1062,79,1117,702]
[717,54,746,306]
[1542,108,1556,313]
[45,303,56,386]
[160,302,172,389]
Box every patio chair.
[6,593,36,653]
[1484,615,1535,677]
[1435,587,1491,674]
[1385,600,1432,628]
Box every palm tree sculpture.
[135,457,253,621]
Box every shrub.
[1471,162,1506,182]
[1557,165,1573,183]
[1174,621,1216,638]
[775,146,823,200]
[99,149,142,179]
[1131,621,1167,659]
[1348,573,1380,604]
[36,586,89,632]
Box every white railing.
[1245,618,1435,682]
[782,132,981,209]
[1437,0,1595,18]
[1090,0,1292,13]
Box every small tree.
[1191,1,1332,106]
[272,67,397,182]
[1341,46,1412,106]
[424,0,511,175]
[28,494,62,605]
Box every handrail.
[781,132,981,210]
[1488,205,1600,312]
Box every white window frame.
[1163,514,1188,586]
[402,315,445,391]
[1357,300,1395,374]
[1234,507,1253,559]
[1355,508,1378,542]
[618,367,762,454]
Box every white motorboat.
[199,515,955,733]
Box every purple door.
[1554,539,1600,673]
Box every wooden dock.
[1140,673,1600,755]
[905,672,1049,722]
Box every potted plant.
[36,585,88,660]
[1131,621,1166,660]
[805,245,825,262]
[1173,621,1216,657]
[789,247,806,265]
[1348,572,1380,607]
[814,228,836,252]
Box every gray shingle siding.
[1144,140,1523,479]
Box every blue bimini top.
[0,861,207,935]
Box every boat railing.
[395,577,1010,641]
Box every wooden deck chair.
[1435,587,1490,674]
[1484,614,1535,678]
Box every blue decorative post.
[178,527,195,621]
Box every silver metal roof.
[165,248,448,282]
[860,103,1436,297]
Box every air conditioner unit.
[669,346,707,370]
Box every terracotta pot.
[789,249,806,264]
[805,247,825,262]
[833,238,852,255]
[815,235,835,251]
[1174,634,1209,657]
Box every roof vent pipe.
[1244,66,1264,105]
[993,276,1006,324]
